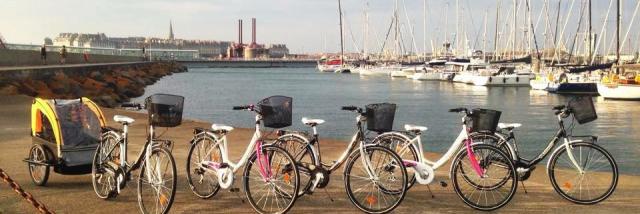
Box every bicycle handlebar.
[448,107,469,115]
[233,105,251,110]
[121,103,142,110]
[552,105,565,110]
[341,106,358,111]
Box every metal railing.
[5,43,199,61]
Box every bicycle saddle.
[301,117,325,126]
[404,124,428,132]
[113,115,135,124]
[498,123,522,130]
[211,124,234,132]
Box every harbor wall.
[180,60,316,68]
[0,62,187,107]
[0,49,143,67]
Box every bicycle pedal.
[439,181,448,188]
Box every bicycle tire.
[186,135,222,199]
[450,144,517,211]
[548,142,618,204]
[243,145,300,214]
[273,134,317,197]
[137,146,177,214]
[344,145,408,214]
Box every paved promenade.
[0,61,150,72]
[0,95,638,213]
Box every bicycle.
[372,107,518,211]
[185,96,301,214]
[274,104,409,214]
[477,96,618,204]
[91,94,181,214]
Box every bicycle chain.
[0,168,55,214]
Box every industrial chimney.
[251,18,256,45]
[238,19,243,44]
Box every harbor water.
[135,67,640,174]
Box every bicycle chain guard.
[404,160,434,185]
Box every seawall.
[179,59,316,68]
[0,49,143,67]
[0,62,187,107]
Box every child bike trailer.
[24,97,106,186]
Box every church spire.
[169,20,175,40]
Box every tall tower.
[169,20,175,40]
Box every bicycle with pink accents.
[373,107,518,211]
[185,96,300,214]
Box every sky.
[1,0,639,54]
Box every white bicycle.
[372,107,518,211]
[92,94,182,214]
[185,96,301,214]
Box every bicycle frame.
[495,112,591,174]
[205,114,263,175]
[398,114,477,172]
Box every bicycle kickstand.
[521,181,528,194]
[230,187,245,203]
[426,184,435,198]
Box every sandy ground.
[1,95,639,213]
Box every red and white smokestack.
[238,19,243,44]
[252,18,256,45]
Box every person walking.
[40,45,47,65]
[59,45,67,64]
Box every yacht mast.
[456,0,460,56]
[494,0,501,61]
[424,0,427,60]
[338,0,345,67]
[483,11,488,61]
[616,0,620,74]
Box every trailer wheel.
[28,145,50,186]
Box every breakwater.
[0,62,187,107]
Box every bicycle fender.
[276,133,319,165]
[545,140,587,174]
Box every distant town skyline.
[2,0,639,54]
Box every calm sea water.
[135,67,640,174]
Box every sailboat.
[334,0,351,74]
[596,0,640,100]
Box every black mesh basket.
[365,103,396,132]
[568,96,597,124]
[145,94,184,127]
[470,108,502,134]
[258,96,292,128]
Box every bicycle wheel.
[92,132,120,199]
[137,146,177,214]
[273,134,316,196]
[243,145,300,214]
[28,145,50,186]
[344,145,408,214]
[373,133,418,190]
[186,135,221,199]
[462,133,512,188]
[451,144,517,211]
[548,142,618,204]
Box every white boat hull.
[317,64,339,72]
[411,72,441,81]
[597,83,640,100]
[453,72,475,84]
[472,75,532,86]
[530,79,551,90]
